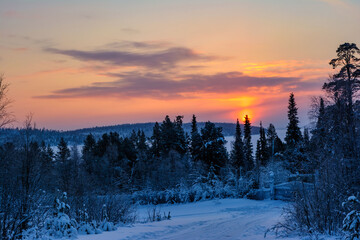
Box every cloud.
[104,41,171,50]
[35,71,311,99]
[45,43,213,70]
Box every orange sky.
[1,0,359,130]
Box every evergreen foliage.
[243,115,254,172]
[258,121,269,166]
[230,119,244,170]
[190,114,202,162]
[200,121,228,174]
[266,123,283,157]
[285,92,302,147]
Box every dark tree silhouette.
[285,92,302,147]
[230,118,244,170]
[243,115,254,172]
[323,43,360,157]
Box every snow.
[78,198,300,240]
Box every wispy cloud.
[44,42,214,70]
[35,71,314,99]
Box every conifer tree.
[254,139,261,188]
[230,118,244,170]
[150,122,161,158]
[160,115,176,154]
[311,97,327,149]
[243,115,254,172]
[285,92,302,147]
[57,137,70,163]
[174,115,187,155]
[323,43,360,157]
[82,134,96,175]
[258,121,269,166]
[266,123,283,156]
[190,114,202,161]
[56,137,71,193]
[200,121,227,174]
[137,130,147,152]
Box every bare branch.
[0,74,15,128]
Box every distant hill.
[0,122,260,146]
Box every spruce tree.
[174,115,187,155]
[311,97,327,149]
[285,92,302,147]
[254,139,261,188]
[243,115,254,172]
[57,137,70,163]
[150,122,161,158]
[160,115,176,154]
[230,118,244,170]
[190,114,202,162]
[200,121,228,174]
[137,130,147,152]
[56,137,71,193]
[82,134,96,175]
[258,121,269,166]
[266,123,283,156]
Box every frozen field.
[78,198,301,240]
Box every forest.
[1,42,360,239]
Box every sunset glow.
[1,0,360,130]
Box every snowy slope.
[78,198,300,240]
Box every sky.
[1,0,359,130]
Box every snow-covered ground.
[78,198,300,240]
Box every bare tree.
[0,74,14,128]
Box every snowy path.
[78,198,301,240]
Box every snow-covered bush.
[132,171,252,205]
[43,192,78,239]
[343,195,360,239]
[70,194,135,235]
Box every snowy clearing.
[78,198,300,240]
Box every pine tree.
[83,134,96,156]
[254,139,261,188]
[311,97,327,150]
[190,114,202,161]
[285,92,302,147]
[83,134,96,175]
[56,137,71,193]
[258,121,269,166]
[266,123,283,156]
[230,118,244,170]
[57,137,70,163]
[137,130,147,152]
[255,140,261,167]
[200,121,228,174]
[174,115,187,155]
[160,115,176,154]
[243,115,254,172]
[323,43,360,157]
[150,122,161,158]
